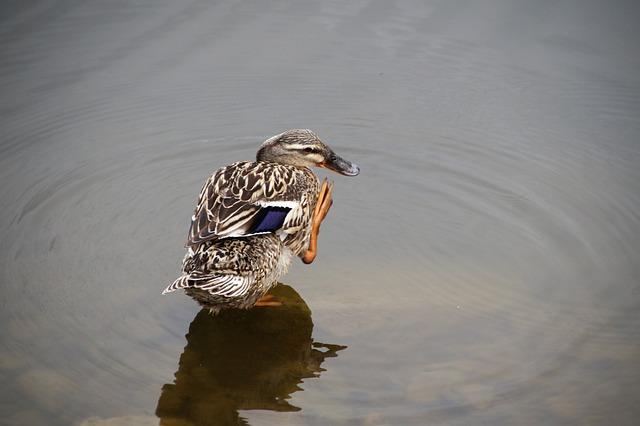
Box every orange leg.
[301,179,334,264]
[254,294,282,307]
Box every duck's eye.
[303,147,316,153]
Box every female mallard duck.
[163,129,359,313]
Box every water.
[1,0,639,425]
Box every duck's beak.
[322,149,360,176]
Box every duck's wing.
[186,162,316,247]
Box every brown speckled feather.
[187,161,319,255]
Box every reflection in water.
[156,284,345,425]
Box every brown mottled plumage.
[163,129,359,313]
[187,161,319,255]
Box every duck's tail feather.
[162,275,191,295]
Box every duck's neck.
[256,146,275,162]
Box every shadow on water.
[155,284,346,426]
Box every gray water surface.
[1,1,640,425]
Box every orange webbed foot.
[301,179,334,264]
[254,294,282,307]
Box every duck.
[162,129,359,313]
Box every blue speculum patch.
[250,206,291,233]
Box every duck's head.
[256,129,360,176]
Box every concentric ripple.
[1,1,640,425]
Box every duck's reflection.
[156,284,346,425]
